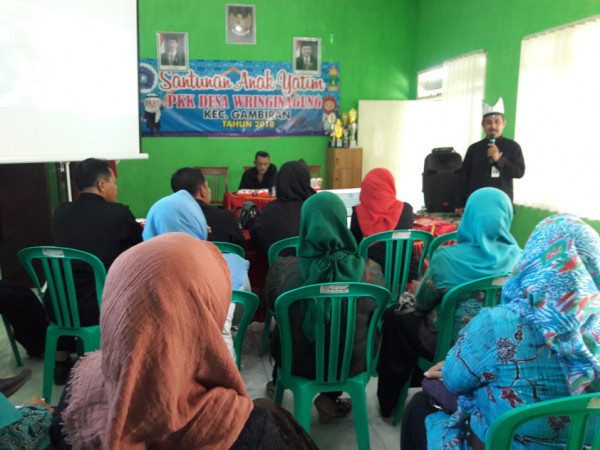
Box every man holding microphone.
[455,98,525,215]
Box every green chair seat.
[273,282,390,449]
[18,246,106,403]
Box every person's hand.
[487,142,502,162]
[26,395,54,414]
[207,225,212,234]
[424,360,444,379]
[409,280,420,295]
[454,207,464,216]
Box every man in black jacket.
[171,167,244,246]
[51,158,143,383]
[238,151,278,190]
[456,99,525,214]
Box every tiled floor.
[1,320,417,449]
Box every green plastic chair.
[486,393,600,449]
[273,282,390,449]
[2,316,23,366]
[392,273,508,426]
[358,230,434,302]
[427,231,458,261]
[260,236,301,356]
[267,236,300,265]
[231,289,259,370]
[212,241,245,258]
[18,246,106,403]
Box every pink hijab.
[355,168,405,237]
[62,233,253,449]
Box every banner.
[139,59,340,137]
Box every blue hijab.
[143,190,248,289]
[430,187,522,289]
[502,214,600,395]
[143,190,207,241]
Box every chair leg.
[292,389,313,434]
[259,310,272,356]
[392,371,413,426]
[274,377,285,405]
[2,316,23,367]
[347,385,370,450]
[43,330,59,403]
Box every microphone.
[488,133,496,164]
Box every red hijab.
[355,168,404,237]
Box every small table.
[223,192,276,218]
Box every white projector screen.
[0,0,146,163]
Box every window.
[514,16,600,219]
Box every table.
[223,192,276,218]
[413,214,458,238]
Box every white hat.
[482,97,504,118]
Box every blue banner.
[139,59,340,137]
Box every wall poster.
[139,59,341,137]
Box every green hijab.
[297,192,365,340]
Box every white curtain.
[514,16,600,219]
[441,51,487,157]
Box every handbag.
[421,377,459,413]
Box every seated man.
[51,158,143,383]
[238,150,278,190]
[171,167,244,246]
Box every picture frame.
[226,4,256,45]
[156,32,189,72]
[293,37,321,76]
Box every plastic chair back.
[268,236,300,265]
[198,166,228,204]
[213,241,245,258]
[17,246,106,402]
[485,393,600,450]
[427,231,458,261]
[358,230,433,300]
[392,273,508,426]
[18,247,106,330]
[231,290,259,370]
[434,273,507,362]
[274,282,390,448]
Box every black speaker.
[422,147,462,212]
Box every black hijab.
[276,161,316,201]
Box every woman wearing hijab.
[423,214,600,449]
[350,168,416,276]
[250,160,316,256]
[377,187,522,417]
[50,233,317,449]
[143,189,249,357]
[265,192,385,423]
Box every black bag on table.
[422,147,462,212]
[235,200,260,230]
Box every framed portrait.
[293,37,321,76]
[226,4,256,45]
[156,32,189,72]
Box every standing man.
[456,98,525,214]
[171,167,245,246]
[295,43,318,71]
[51,158,143,384]
[238,151,278,190]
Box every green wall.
[117,0,417,217]
[413,0,600,246]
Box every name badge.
[491,166,500,178]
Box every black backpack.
[235,201,260,229]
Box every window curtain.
[441,51,487,157]
[514,16,600,219]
